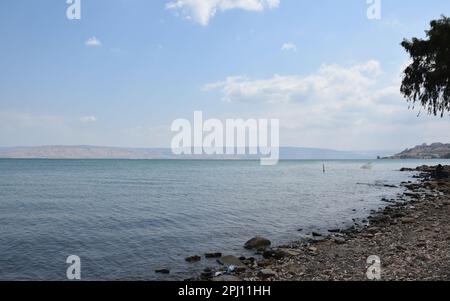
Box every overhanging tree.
[401,16,450,117]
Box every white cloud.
[80,116,97,123]
[85,37,102,47]
[281,42,297,52]
[203,60,382,104]
[165,0,280,26]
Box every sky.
[0,0,449,151]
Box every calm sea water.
[0,159,448,280]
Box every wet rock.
[217,255,246,267]
[205,252,222,258]
[185,255,201,263]
[155,269,170,274]
[244,237,271,250]
[400,167,415,172]
[312,232,322,237]
[328,229,341,233]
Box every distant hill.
[0,145,394,160]
[387,143,450,159]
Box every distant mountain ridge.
[388,143,450,159]
[0,145,395,160]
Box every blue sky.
[0,0,449,150]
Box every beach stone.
[259,269,277,278]
[263,249,287,260]
[217,255,246,267]
[212,275,241,282]
[235,266,247,273]
[401,217,415,224]
[333,237,346,245]
[185,255,201,263]
[244,237,271,250]
[279,248,302,256]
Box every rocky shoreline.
[185,165,450,281]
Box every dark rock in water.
[205,252,222,258]
[217,255,246,267]
[155,269,170,274]
[244,237,271,250]
[200,272,213,279]
[312,232,322,237]
[328,229,341,233]
[383,184,398,188]
[297,229,303,232]
[185,255,201,263]
[400,167,415,172]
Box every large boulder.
[244,237,271,250]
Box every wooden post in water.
[323,164,325,173]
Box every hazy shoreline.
[0,145,395,160]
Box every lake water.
[0,159,448,280]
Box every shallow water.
[0,159,448,280]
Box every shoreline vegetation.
[186,165,450,281]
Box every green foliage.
[401,16,450,117]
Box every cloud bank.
[203,60,450,150]
[281,42,297,52]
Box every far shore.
[189,165,450,281]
